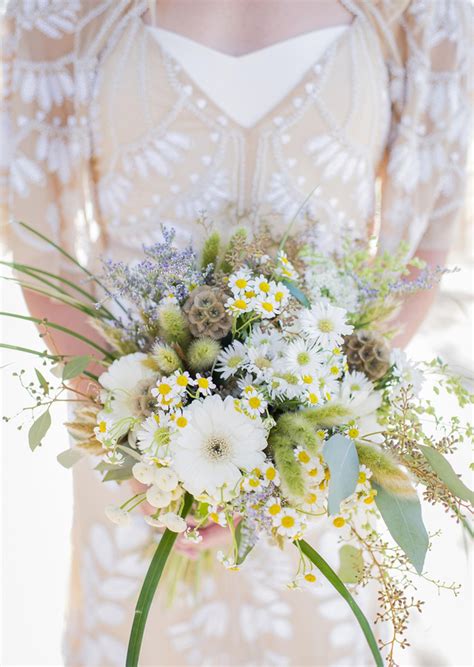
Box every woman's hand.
[129,479,232,559]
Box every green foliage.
[418,445,474,504]
[187,337,221,371]
[57,448,83,468]
[338,544,364,584]
[268,416,307,498]
[62,355,91,381]
[158,304,191,348]
[28,410,51,450]
[373,482,429,574]
[323,434,359,515]
[201,232,221,270]
[276,412,323,455]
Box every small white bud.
[132,462,156,485]
[105,504,131,526]
[154,467,179,492]
[146,485,172,508]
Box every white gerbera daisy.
[283,339,323,375]
[215,341,247,379]
[99,353,157,421]
[299,303,353,348]
[172,395,267,500]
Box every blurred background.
[1,220,472,665]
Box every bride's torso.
[94,12,390,259]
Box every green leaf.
[103,464,134,482]
[57,448,83,468]
[35,368,49,395]
[281,279,311,308]
[126,493,193,667]
[323,434,359,515]
[62,355,90,381]
[297,539,383,667]
[419,445,474,505]
[373,482,429,574]
[338,544,364,584]
[235,520,256,566]
[28,410,51,450]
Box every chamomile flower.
[195,374,216,396]
[341,371,373,400]
[228,269,253,294]
[152,379,181,410]
[135,413,172,455]
[299,302,353,347]
[303,389,322,407]
[356,464,372,491]
[284,339,323,375]
[266,497,283,523]
[242,389,267,416]
[260,461,280,486]
[226,294,252,314]
[249,325,284,352]
[275,250,299,281]
[215,341,247,379]
[253,294,280,319]
[169,409,190,430]
[170,370,194,395]
[274,508,304,538]
[208,506,227,526]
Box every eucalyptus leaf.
[419,445,474,505]
[103,453,136,482]
[28,410,51,450]
[35,368,49,395]
[373,482,429,574]
[62,355,90,381]
[281,279,311,308]
[323,434,359,515]
[338,544,364,584]
[57,448,83,468]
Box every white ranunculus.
[172,395,267,500]
[105,504,131,526]
[132,461,156,485]
[146,485,172,508]
[99,353,157,421]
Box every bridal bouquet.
[2,222,473,667]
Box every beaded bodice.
[1,0,472,276]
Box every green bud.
[151,343,182,374]
[356,442,416,498]
[158,304,191,348]
[201,232,221,270]
[187,337,221,371]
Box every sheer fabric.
[1,1,472,665]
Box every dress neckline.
[142,16,359,132]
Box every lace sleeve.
[0,0,138,276]
[373,0,473,256]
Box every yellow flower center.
[262,302,274,312]
[233,299,248,310]
[358,472,367,483]
[333,517,346,528]
[306,493,317,504]
[98,421,107,433]
[304,573,317,583]
[274,291,285,302]
[265,467,276,481]
[348,427,359,439]
[158,383,172,396]
[268,503,281,516]
[297,351,311,366]
[259,281,271,293]
[235,278,248,289]
[176,416,188,428]
[302,374,314,385]
[298,450,311,464]
[281,515,295,528]
[307,392,319,405]
[176,375,188,387]
[197,378,210,389]
[318,318,334,333]
[249,478,260,488]
[248,396,261,409]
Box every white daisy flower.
[274,508,304,538]
[226,294,253,314]
[228,268,253,294]
[135,413,172,455]
[99,353,157,422]
[299,302,353,348]
[172,395,267,500]
[242,389,267,416]
[152,378,182,410]
[265,497,283,523]
[253,294,280,319]
[195,374,216,396]
[170,370,194,395]
[391,349,424,396]
[275,250,299,281]
[283,339,323,375]
[246,345,274,380]
[216,341,247,379]
[341,371,373,400]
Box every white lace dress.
[1,1,472,665]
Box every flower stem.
[295,539,383,667]
[126,492,193,667]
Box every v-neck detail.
[147,25,350,129]
[144,18,358,132]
